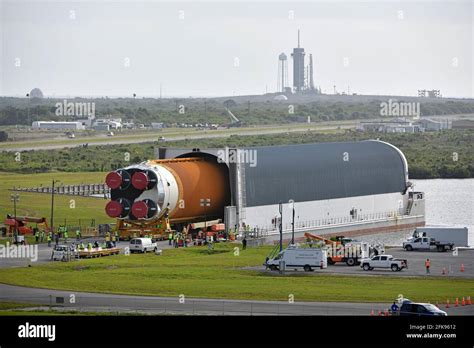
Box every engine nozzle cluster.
[105,167,160,220]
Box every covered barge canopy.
[244,140,409,206]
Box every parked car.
[399,300,447,316]
[360,254,407,272]
[129,238,157,253]
[51,244,70,261]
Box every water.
[358,179,474,247]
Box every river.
[358,179,473,246]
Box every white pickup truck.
[360,255,407,272]
[403,236,455,252]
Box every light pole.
[10,193,20,241]
[50,179,60,237]
[200,198,211,232]
[26,93,30,127]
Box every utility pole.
[200,198,211,233]
[279,202,283,252]
[50,180,59,236]
[10,193,20,241]
[26,93,30,128]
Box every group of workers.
[104,231,119,247]
[168,232,188,248]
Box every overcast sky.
[1,0,472,98]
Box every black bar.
[0,316,472,346]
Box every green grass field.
[0,244,472,304]
[0,171,112,227]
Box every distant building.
[418,89,441,98]
[358,118,451,133]
[93,118,122,130]
[32,121,85,130]
[29,88,44,99]
[291,30,305,92]
[419,118,452,131]
[358,121,422,133]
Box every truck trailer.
[410,226,469,247]
[264,245,327,272]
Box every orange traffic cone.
[462,297,465,306]
[461,264,465,272]
[370,310,374,316]
[455,298,459,307]
[446,299,450,308]
[467,296,472,305]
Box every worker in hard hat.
[34,229,40,243]
[111,233,116,247]
[168,232,173,246]
[64,229,68,243]
[47,233,52,247]
[87,242,92,251]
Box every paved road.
[0,239,173,269]
[0,125,353,152]
[247,248,474,279]
[1,283,472,316]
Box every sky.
[1,0,473,98]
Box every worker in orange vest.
[425,258,431,274]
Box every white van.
[265,245,327,272]
[129,238,157,253]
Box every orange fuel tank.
[105,157,230,223]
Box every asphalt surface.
[0,239,172,269]
[0,124,353,152]
[257,248,474,278]
[1,241,473,316]
[1,283,473,316]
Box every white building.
[32,121,85,130]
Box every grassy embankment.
[0,244,472,304]
[0,129,472,178]
[0,172,112,238]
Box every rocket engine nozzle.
[131,199,158,219]
[105,198,132,218]
[131,170,157,190]
[105,169,131,190]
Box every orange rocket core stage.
[148,157,230,222]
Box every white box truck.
[411,226,469,247]
[265,246,327,272]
